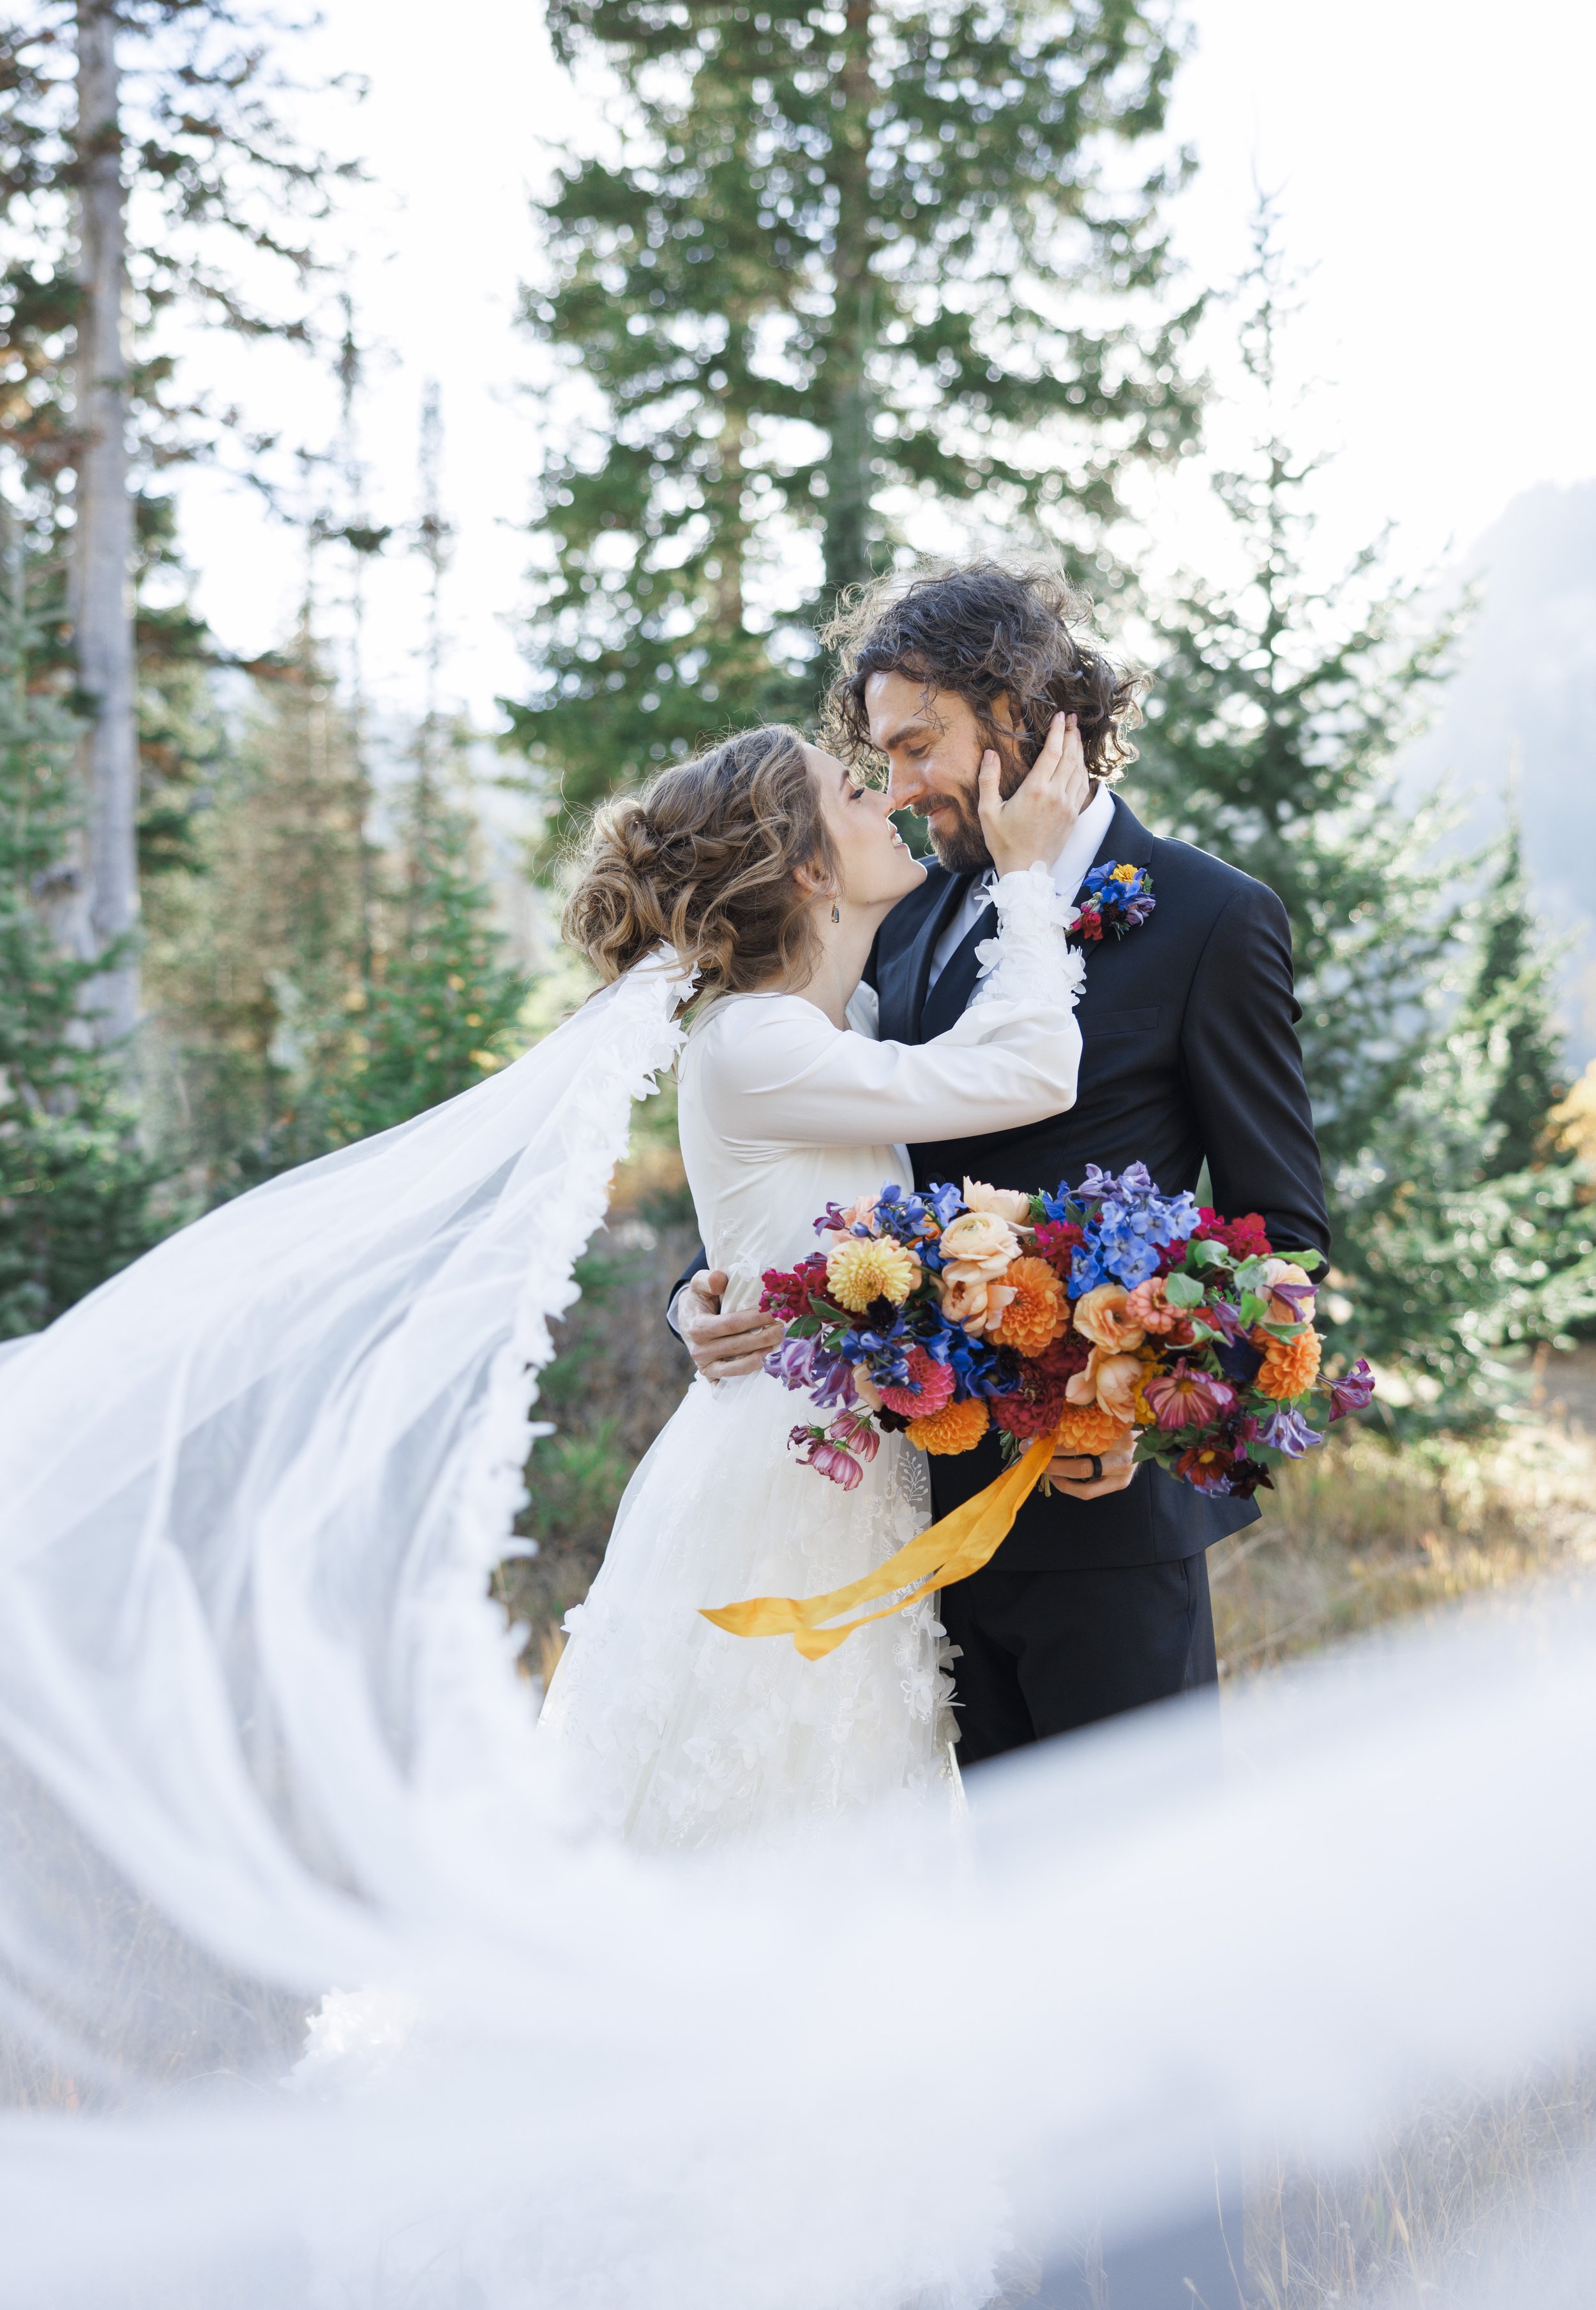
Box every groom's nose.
[886,755,929,812]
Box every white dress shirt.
[926,779,1117,991]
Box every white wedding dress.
[539,865,1085,1851]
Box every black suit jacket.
[870,793,1330,1570]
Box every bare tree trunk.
[71,0,139,1047]
[822,0,878,605]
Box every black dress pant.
[938,1551,1218,1765]
[942,1553,1241,2307]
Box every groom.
[681,560,1330,1760]
[678,564,1327,2306]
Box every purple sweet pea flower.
[765,1334,859,1409]
[1203,1299,1250,1344]
[1259,1405,1323,1458]
[1328,1357,1378,1421]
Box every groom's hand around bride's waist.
[678,1269,787,1382]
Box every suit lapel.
[919,898,997,1038]
[878,867,971,1046]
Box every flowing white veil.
[4,942,1596,2308]
[0,949,691,2098]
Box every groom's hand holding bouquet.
[702,1163,1372,1659]
[760,1162,1373,1498]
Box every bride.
[539,715,1089,1850]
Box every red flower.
[1193,1208,1272,1260]
[1033,1329,1092,1383]
[990,1372,1069,1440]
[1034,1218,1085,1271]
[760,1251,832,1320]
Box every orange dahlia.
[1253,1324,1322,1400]
[991,1255,1071,1355]
[1050,1400,1131,1457]
[906,1397,990,1455]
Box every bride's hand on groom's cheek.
[681,1269,787,1382]
[1046,1433,1138,1499]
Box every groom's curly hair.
[564,725,837,998]
[822,561,1144,784]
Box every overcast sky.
[174,0,1596,739]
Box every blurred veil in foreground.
[1,945,1594,2309]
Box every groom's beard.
[922,758,1026,875]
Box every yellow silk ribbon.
[700,1421,1064,1660]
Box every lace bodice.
[675,864,1085,1308]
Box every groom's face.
[864,670,1025,875]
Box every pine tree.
[1468,815,1569,1177]
[329,769,529,1143]
[1134,201,1596,1414]
[508,0,1200,849]
[0,518,165,1334]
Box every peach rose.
[1123,1275,1194,1344]
[937,1265,1018,1336]
[1065,1347,1145,1422]
[961,1177,1034,1227]
[938,1209,1021,1278]
[1261,1258,1317,1325]
[1071,1282,1147,1354]
[851,1367,884,1412]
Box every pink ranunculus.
[878,1346,956,1419]
[961,1177,1034,1227]
[1143,1363,1236,1433]
[1071,1282,1147,1354]
[1123,1276,1193,1341]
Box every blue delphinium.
[1045,1164,1201,1294]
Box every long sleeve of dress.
[693,865,1085,1151]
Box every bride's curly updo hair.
[563,724,836,998]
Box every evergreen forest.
[1,1,1591,1436]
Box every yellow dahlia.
[907,1396,990,1455]
[991,1255,1071,1355]
[825,1235,921,1312]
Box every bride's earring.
[831,902,841,924]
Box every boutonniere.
[1071,863,1155,944]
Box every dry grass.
[1212,1387,1596,1683]
[1247,2066,1596,2307]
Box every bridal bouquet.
[760,1164,1375,1495]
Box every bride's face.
[806,745,926,912]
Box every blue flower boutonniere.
[1072,862,1154,944]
